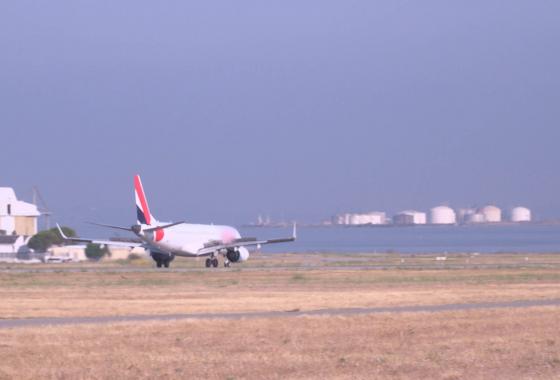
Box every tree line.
[27,227,109,260]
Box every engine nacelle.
[150,251,175,264]
[226,247,250,263]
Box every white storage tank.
[479,205,502,223]
[410,211,427,225]
[511,207,531,223]
[466,213,486,224]
[430,206,456,225]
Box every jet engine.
[226,247,250,263]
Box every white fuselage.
[140,223,241,257]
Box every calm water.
[239,225,560,254]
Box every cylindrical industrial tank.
[511,207,531,222]
[430,206,456,225]
[479,205,502,223]
[411,211,427,225]
[466,213,486,224]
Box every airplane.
[57,175,296,268]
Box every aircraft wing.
[56,224,144,248]
[196,224,297,256]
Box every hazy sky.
[1,1,559,232]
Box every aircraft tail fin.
[134,174,157,225]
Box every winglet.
[56,223,68,240]
[292,223,297,240]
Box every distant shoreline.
[242,221,560,228]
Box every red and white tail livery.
[135,175,156,226]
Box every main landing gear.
[205,257,219,268]
[156,260,170,268]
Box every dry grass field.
[0,253,559,379]
[0,265,559,319]
[0,308,559,379]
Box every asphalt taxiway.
[1,298,558,329]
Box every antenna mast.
[33,186,52,230]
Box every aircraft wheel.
[205,258,212,268]
[224,261,230,268]
[212,258,219,268]
[164,261,170,268]
[156,261,163,268]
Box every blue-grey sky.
[1,1,559,231]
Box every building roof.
[431,206,455,212]
[0,187,40,217]
[0,188,17,201]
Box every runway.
[1,298,558,329]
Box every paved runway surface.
[1,299,558,329]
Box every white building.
[334,213,352,225]
[0,188,40,236]
[511,207,531,223]
[48,245,148,262]
[0,235,28,254]
[393,210,427,225]
[430,206,456,225]
[479,205,502,223]
[334,212,386,225]
[48,245,88,262]
[349,212,386,225]
[106,246,148,260]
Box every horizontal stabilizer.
[143,221,186,232]
[87,221,134,232]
